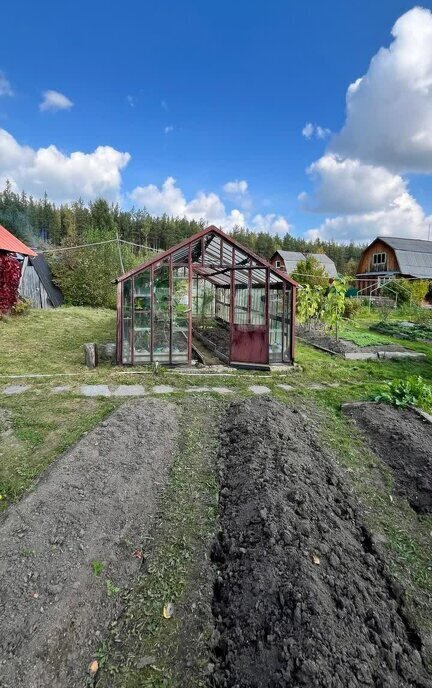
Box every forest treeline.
[0,181,364,274]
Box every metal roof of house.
[0,224,36,256]
[378,237,432,279]
[273,250,338,278]
[117,225,298,288]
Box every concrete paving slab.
[80,385,111,397]
[249,385,272,395]
[3,385,30,395]
[51,386,72,394]
[152,385,175,394]
[185,387,212,393]
[113,385,146,397]
[277,384,294,391]
[210,387,234,395]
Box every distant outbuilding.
[270,250,338,279]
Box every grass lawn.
[0,306,116,376]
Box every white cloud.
[300,154,407,214]
[302,122,331,140]
[164,125,174,134]
[251,213,292,235]
[161,99,168,111]
[306,192,432,243]
[0,72,13,97]
[0,128,130,203]
[130,176,291,233]
[223,179,248,195]
[39,90,74,112]
[126,95,135,107]
[331,7,432,172]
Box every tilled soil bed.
[343,402,432,515]
[0,399,178,687]
[297,326,406,356]
[211,397,432,687]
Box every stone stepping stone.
[3,384,30,395]
[113,385,146,397]
[210,387,234,395]
[152,385,175,394]
[185,387,212,393]
[249,385,271,395]
[51,385,72,394]
[308,383,326,390]
[277,384,294,391]
[80,385,111,397]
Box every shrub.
[49,228,150,309]
[383,278,429,306]
[292,256,329,288]
[0,254,21,313]
[372,376,432,412]
[343,298,362,319]
[10,298,30,316]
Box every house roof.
[273,250,338,278]
[29,253,63,307]
[375,236,432,279]
[117,225,298,288]
[0,224,36,257]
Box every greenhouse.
[116,225,297,368]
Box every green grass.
[0,393,119,509]
[0,306,116,375]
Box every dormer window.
[275,259,281,268]
[372,252,387,270]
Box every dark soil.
[0,399,178,687]
[297,326,406,355]
[343,403,432,515]
[211,397,432,687]
[195,321,230,357]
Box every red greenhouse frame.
[116,225,297,369]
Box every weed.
[372,376,432,412]
[106,580,121,597]
[91,560,106,577]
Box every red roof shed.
[0,224,36,257]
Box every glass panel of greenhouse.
[117,226,296,368]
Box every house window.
[372,252,386,268]
[275,260,281,268]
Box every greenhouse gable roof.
[117,225,298,288]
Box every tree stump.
[84,343,98,368]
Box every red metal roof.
[0,224,36,256]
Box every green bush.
[49,228,150,309]
[383,279,429,305]
[372,376,432,412]
[343,298,362,319]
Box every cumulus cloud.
[306,192,432,243]
[300,154,407,214]
[331,7,432,172]
[0,128,130,203]
[39,90,74,112]
[302,122,330,140]
[130,176,291,233]
[0,72,13,97]
[223,179,248,195]
[302,7,432,242]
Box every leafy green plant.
[106,579,121,597]
[296,284,324,328]
[321,277,349,340]
[372,376,432,412]
[382,278,429,306]
[91,560,106,576]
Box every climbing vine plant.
[0,254,21,314]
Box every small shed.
[19,253,64,308]
[116,225,297,368]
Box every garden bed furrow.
[211,397,432,687]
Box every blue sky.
[1,0,432,242]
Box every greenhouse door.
[230,324,267,364]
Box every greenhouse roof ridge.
[116,225,298,287]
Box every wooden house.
[356,236,432,295]
[270,250,338,280]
